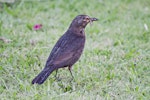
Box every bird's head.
[70,15,98,29]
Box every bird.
[32,15,98,84]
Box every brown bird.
[32,15,98,84]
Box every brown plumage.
[32,15,98,84]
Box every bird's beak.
[90,18,98,21]
[89,17,98,26]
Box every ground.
[0,0,150,99]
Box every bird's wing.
[45,33,81,68]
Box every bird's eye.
[86,18,89,20]
[83,17,89,20]
[83,17,89,21]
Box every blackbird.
[32,15,98,84]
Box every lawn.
[0,0,150,99]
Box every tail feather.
[32,67,54,84]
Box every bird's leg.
[68,66,74,80]
[54,69,61,81]
[55,69,58,78]
[54,69,62,81]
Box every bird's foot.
[54,76,62,81]
[69,77,75,83]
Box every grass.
[0,0,150,99]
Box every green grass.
[0,0,150,99]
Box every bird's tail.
[32,67,55,84]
